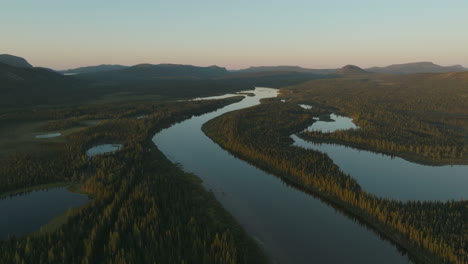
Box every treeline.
[0,66,325,108]
[280,74,468,165]
[0,97,242,194]
[202,102,467,264]
[0,96,266,263]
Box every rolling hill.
[366,62,468,74]
[60,64,129,74]
[0,62,65,83]
[238,62,468,76]
[80,63,229,81]
[336,65,370,75]
[0,54,33,69]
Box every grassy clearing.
[0,119,105,156]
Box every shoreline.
[297,133,468,166]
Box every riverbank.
[202,101,466,264]
[0,182,86,199]
[0,96,268,263]
[299,134,468,166]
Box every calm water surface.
[153,88,412,264]
[0,187,88,239]
[305,113,358,132]
[35,132,62,139]
[86,144,123,157]
[293,113,468,201]
[298,104,313,109]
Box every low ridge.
[0,54,33,68]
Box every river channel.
[153,87,414,264]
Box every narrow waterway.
[292,113,468,201]
[153,88,412,264]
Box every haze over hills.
[0,54,33,69]
[2,54,467,84]
[80,63,229,81]
[60,64,129,74]
[237,66,336,75]
[366,62,468,74]
[237,62,467,75]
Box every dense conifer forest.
[0,97,266,263]
[280,72,468,165]
[203,102,467,264]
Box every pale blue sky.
[1,0,467,69]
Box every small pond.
[298,104,313,109]
[0,187,88,240]
[35,133,62,139]
[86,144,122,157]
[305,113,358,132]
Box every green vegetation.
[2,58,467,263]
[203,102,467,264]
[0,96,266,263]
[281,72,468,165]
[0,182,71,199]
[0,60,325,109]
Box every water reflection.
[298,104,313,109]
[291,135,467,201]
[35,133,62,139]
[0,187,88,239]
[153,88,411,264]
[86,144,122,157]
[305,113,358,132]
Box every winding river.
[153,88,413,264]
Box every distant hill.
[80,63,229,81]
[366,62,468,75]
[238,62,468,76]
[336,65,369,75]
[0,61,82,106]
[0,54,33,68]
[60,64,128,74]
[0,62,65,83]
[238,66,336,75]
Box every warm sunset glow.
[2,0,467,69]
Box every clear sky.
[1,0,467,70]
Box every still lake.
[0,187,88,240]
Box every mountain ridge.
[60,64,128,74]
[0,54,33,69]
[79,63,229,80]
[366,62,468,74]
